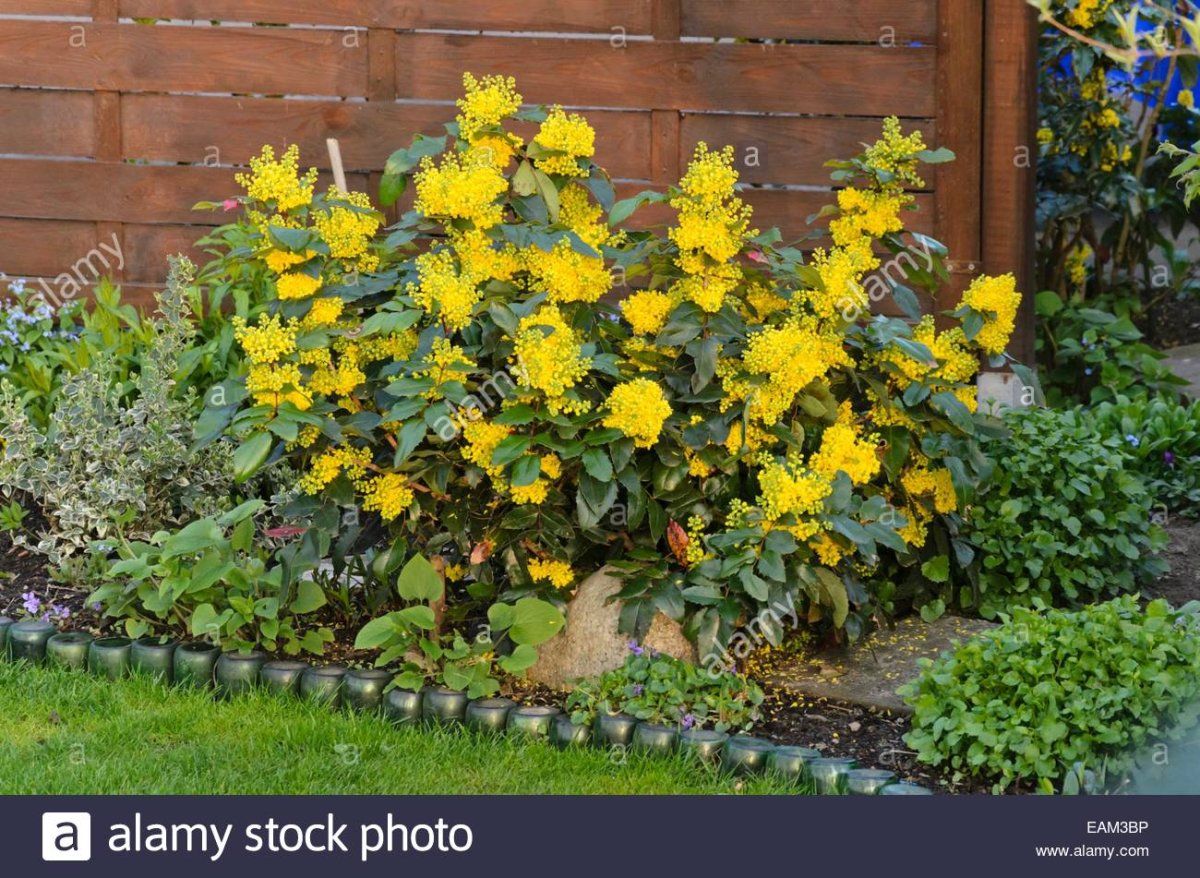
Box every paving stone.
[765,615,998,715]
[1164,342,1200,396]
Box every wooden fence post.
[982,0,1040,365]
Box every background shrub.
[968,406,1166,619]
[0,259,234,569]
[1089,394,1200,518]
[902,596,1200,792]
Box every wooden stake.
[326,138,348,194]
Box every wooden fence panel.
[680,1,938,42]
[119,0,656,32]
[0,0,1037,357]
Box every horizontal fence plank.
[1,160,367,225]
[121,223,212,283]
[395,34,937,116]
[681,0,938,43]
[680,114,937,187]
[0,21,367,96]
[2,1,94,15]
[120,94,655,180]
[0,218,106,281]
[0,89,96,156]
[118,0,654,32]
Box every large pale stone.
[527,565,696,689]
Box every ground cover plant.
[967,406,1167,618]
[565,642,764,733]
[902,596,1200,793]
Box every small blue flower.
[627,640,644,656]
[631,684,644,696]
[681,713,696,730]
[1126,434,1140,448]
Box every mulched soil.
[1141,517,1200,608]
[1148,294,1200,349]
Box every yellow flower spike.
[360,473,416,521]
[959,273,1021,356]
[528,558,574,589]
[235,144,317,212]
[511,305,591,415]
[233,313,296,365]
[602,378,671,449]
[276,271,322,301]
[413,150,507,229]
[531,107,595,177]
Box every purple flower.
[1164,451,1176,467]
[682,713,696,730]
[627,640,644,656]
[21,591,40,616]
[631,684,644,697]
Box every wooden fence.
[0,0,1038,359]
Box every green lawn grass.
[0,662,801,795]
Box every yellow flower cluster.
[803,245,872,321]
[233,314,296,365]
[532,107,595,177]
[303,297,345,328]
[511,305,591,415]
[313,189,381,272]
[756,460,832,540]
[902,464,957,514]
[810,404,881,487]
[297,445,372,494]
[414,337,476,401]
[247,362,309,411]
[862,116,927,189]
[453,229,521,283]
[810,532,848,567]
[684,515,710,566]
[603,378,671,449]
[414,151,507,229]
[722,319,850,426]
[409,249,481,331]
[621,290,675,336]
[457,73,523,143]
[525,185,614,304]
[236,145,317,212]
[830,188,906,249]
[528,558,574,589]
[359,473,416,521]
[667,144,755,313]
[276,272,322,301]
[960,273,1021,356]
[265,248,313,273]
[509,454,564,506]
[1065,0,1114,29]
[462,420,511,479]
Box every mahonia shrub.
[202,74,1023,671]
[902,596,1200,792]
[968,406,1167,618]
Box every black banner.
[4,794,1185,876]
